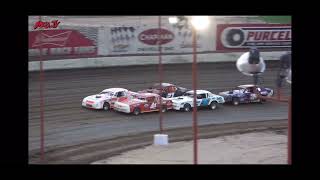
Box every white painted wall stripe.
[29,51,285,71]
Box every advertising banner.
[29,29,97,60]
[216,24,291,51]
[105,24,212,55]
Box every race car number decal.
[167,93,174,98]
[250,94,257,100]
[196,100,202,106]
[150,102,157,109]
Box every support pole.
[192,26,198,165]
[38,15,45,161]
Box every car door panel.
[200,98,210,106]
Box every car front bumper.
[82,101,101,109]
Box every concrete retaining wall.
[29,51,286,71]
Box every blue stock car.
[218,84,274,105]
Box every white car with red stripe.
[82,88,130,111]
[113,92,173,115]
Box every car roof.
[186,90,211,94]
[237,84,256,89]
[152,82,174,87]
[102,88,128,92]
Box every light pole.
[191,25,198,164]
[169,16,210,164]
[158,16,163,133]
[38,15,45,162]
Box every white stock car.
[82,88,129,111]
[171,90,225,112]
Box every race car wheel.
[133,107,140,116]
[260,98,266,104]
[232,98,240,106]
[161,106,167,113]
[209,101,218,110]
[183,104,191,112]
[103,102,110,111]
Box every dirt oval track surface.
[28,61,291,159]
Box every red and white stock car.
[82,88,136,111]
[113,92,173,115]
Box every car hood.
[171,96,193,103]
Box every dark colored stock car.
[138,83,188,98]
[218,84,274,105]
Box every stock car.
[138,82,188,99]
[82,88,135,111]
[171,90,225,112]
[113,92,173,115]
[218,84,274,105]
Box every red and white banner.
[216,24,291,51]
[29,29,97,60]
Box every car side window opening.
[186,93,194,97]
[138,97,146,101]
[197,94,205,99]
[248,87,254,93]
[147,97,154,103]
[117,91,125,97]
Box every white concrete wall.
[29,51,286,71]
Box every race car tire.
[103,102,110,111]
[161,106,167,113]
[183,104,191,112]
[133,107,140,116]
[232,98,240,106]
[209,101,218,110]
[260,98,267,104]
[269,91,274,97]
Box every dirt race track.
[28,61,291,164]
